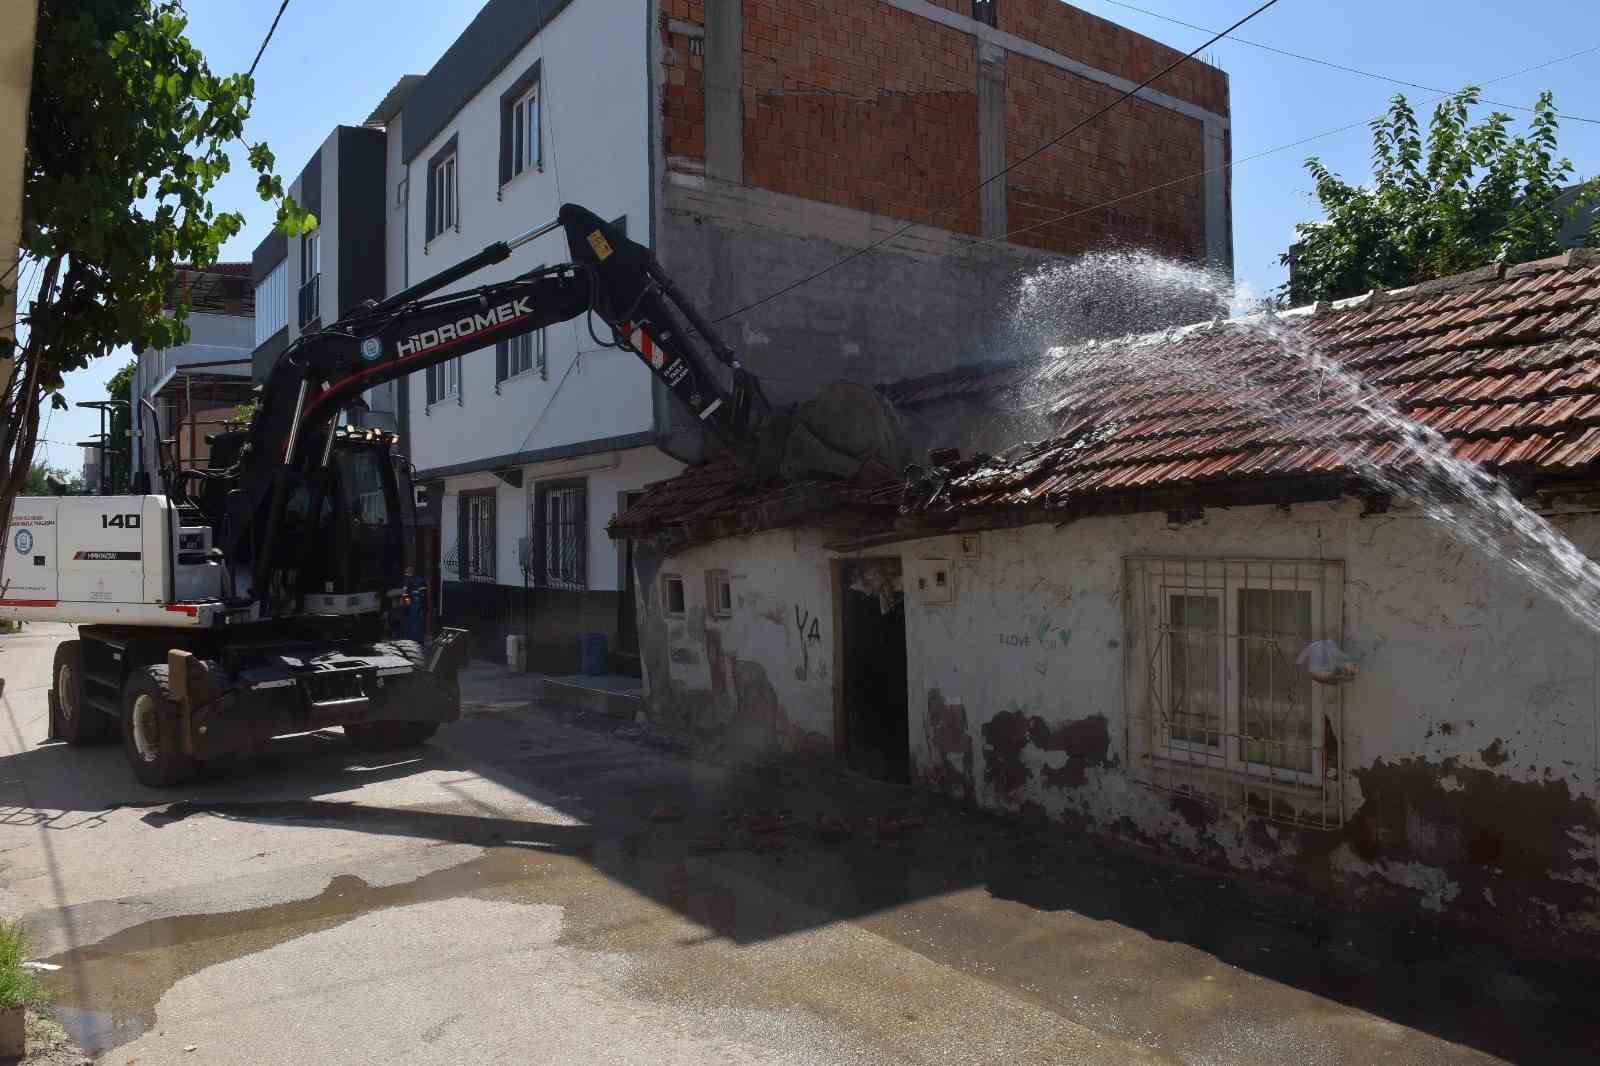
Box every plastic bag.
[1296,640,1358,685]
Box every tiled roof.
[613,250,1600,541]
[917,251,1600,516]
[608,458,898,543]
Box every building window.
[532,479,586,589]
[254,260,287,345]
[1124,557,1345,829]
[426,359,461,408]
[497,328,545,386]
[458,491,496,582]
[973,0,997,28]
[499,60,543,188]
[297,230,320,328]
[512,85,539,178]
[425,133,460,243]
[662,575,685,617]
[706,570,732,618]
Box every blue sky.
[40,0,1600,470]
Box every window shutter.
[495,340,508,386]
[426,364,438,406]
[499,98,513,186]
[425,163,438,242]
[534,84,543,170]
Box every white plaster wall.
[896,500,1600,819]
[643,528,837,741]
[440,444,680,594]
[403,0,653,474]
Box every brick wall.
[741,0,982,234]
[998,0,1228,114]
[659,0,1228,263]
[661,1,707,164]
[1003,53,1206,260]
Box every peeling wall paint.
[635,529,837,756]
[636,497,1600,946]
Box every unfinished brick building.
[654,0,1231,421]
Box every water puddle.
[39,844,582,1055]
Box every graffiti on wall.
[794,605,824,681]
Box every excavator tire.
[121,665,198,788]
[53,640,112,745]
[344,640,445,752]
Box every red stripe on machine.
[164,604,198,616]
[0,599,56,607]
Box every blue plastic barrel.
[580,633,608,676]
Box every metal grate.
[459,492,496,581]
[1123,557,1346,829]
[533,482,586,589]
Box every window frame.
[496,324,546,389]
[498,59,543,190]
[1149,567,1325,786]
[706,570,733,618]
[530,478,588,590]
[426,358,462,410]
[424,133,461,245]
[458,489,497,583]
[662,574,686,618]
[297,230,321,329]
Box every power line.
[710,0,1288,324]
[247,0,291,80]
[1094,0,1600,124]
[994,42,1600,247]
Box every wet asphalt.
[0,623,1596,1064]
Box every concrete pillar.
[976,40,1007,239]
[1203,118,1230,276]
[704,0,743,184]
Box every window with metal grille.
[1124,557,1345,828]
[533,480,586,589]
[458,491,496,581]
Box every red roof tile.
[902,251,1600,519]
[615,251,1600,541]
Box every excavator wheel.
[121,665,198,788]
[343,640,447,752]
[53,640,113,746]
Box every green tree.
[0,0,312,565]
[21,462,83,496]
[1283,88,1598,305]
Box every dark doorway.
[839,558,909,783]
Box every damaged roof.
[612,249,1600,543]
[923,250,1600,517]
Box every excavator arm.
[228,205,773,612]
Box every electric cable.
[1093,0,1600,124]
[247,0,291,80]
[709,0,1289,324]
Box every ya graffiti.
[794,605,823,681]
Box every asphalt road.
[0,622,1594,1064]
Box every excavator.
[0,205,899,786]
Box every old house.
[613,249,1600,946]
